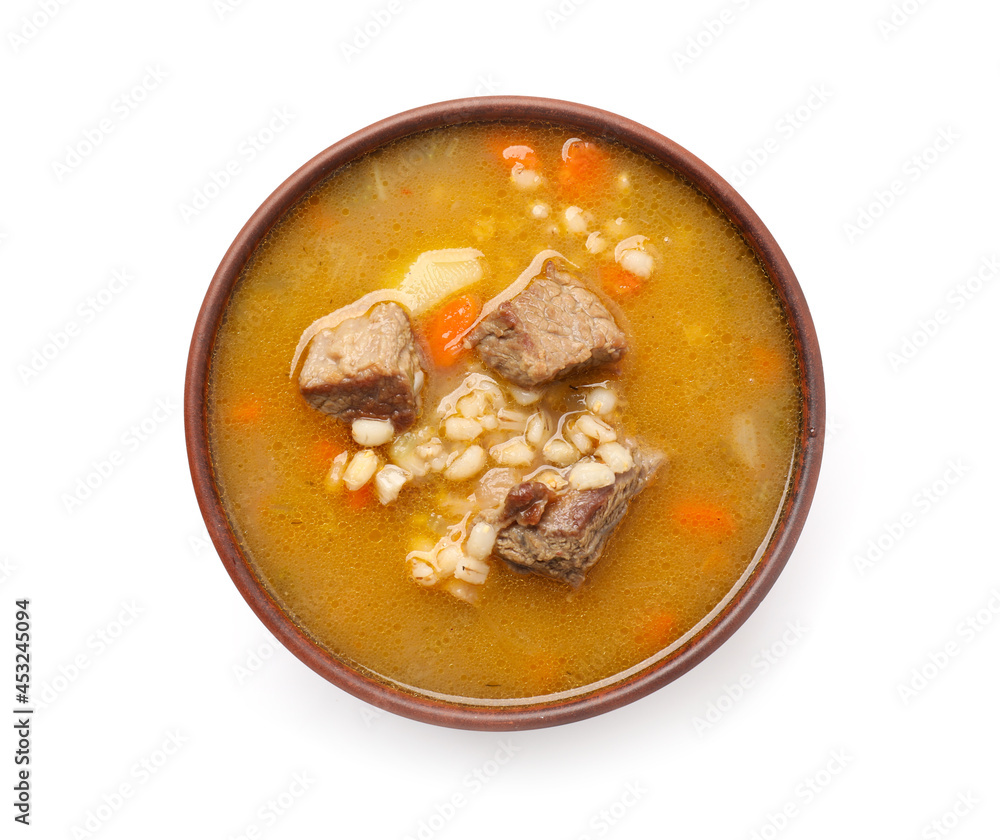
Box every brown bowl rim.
[184,95,825,731]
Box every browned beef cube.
[490,447,662,586]
[298,302,423,431]
[468,261,628,388]
[500,480,556,527]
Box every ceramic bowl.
[185,96,825,730]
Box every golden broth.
[207,123,800,701]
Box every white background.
[3,0,998,837]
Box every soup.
[207,122,800,702]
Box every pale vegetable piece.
[352,417,395,447]
[614,233,649,258]
[456,390,487,419]
[416,437,448,473]
[490,439,535,467]
[409,557,438,586]
[575,414,617,444]
[437,491,477,517]
[585,231,608,254]
[503,144,535,162]
[343,449,379,491]
[508,385,542,406]
[444,444,487,481]
[442,578,479,604]
[436,373,505,419]
[531,203,550,219]
[534,469,568,492]
[475,468,522,509]
[732,413,761,468]
[568,427,595,456]
[444,416,484,442]
[525,412,552,447]
[620,248,654,279]
[595,441,634,474]
[455,555,490,585]
[510,163,542,189]
[585,386,617,416]
[436,544,464,576]
[393,428,440,476]
[542,437,579,467]
[397,248,486,315]
[375,464,410,505]
[615,235,654,279]
[466,523,497,561]
[389,431,429,477]
[564,205,590,234]
[561,137,582,160]
[324,452,349,491]
[496,408,529,431]
[568,459,616,491]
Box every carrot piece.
[423,294,481,367]
[310,439,343,471]
[749,344,785,385]
[347,483,374,509]
[672,500,736,536]
[229,398,262,423]
[558,139,608,199]
[635,611,677,652]
[600,264,644,299]
[300,200,340,236]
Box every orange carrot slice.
[300,200,340,236]
[229,398,263,424]
[559,139,608,199]
[749,344,786,385]
[310,439,343,472]
[600,264,644,298]
[635,611,677,652]
[672,500,736,536]
[423,294,481,367]
[347,483,374,509]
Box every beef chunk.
[298,302,423,431]
[468,260,627,388]
[501,481,556,526]
[491,447,662,586]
